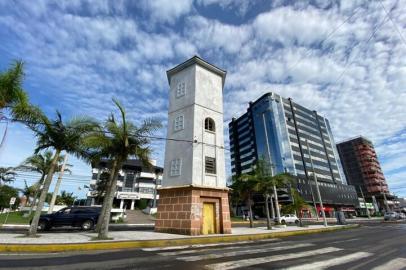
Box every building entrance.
[202,203,216,235]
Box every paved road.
[1,223,405,270]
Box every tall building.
[87,159,163,210]
[337,136,395,212]
[229,92,358,217]
[155,56,231,235]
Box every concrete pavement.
[0,225,348,244]
[0,223,405,269]
[0,224,359,252]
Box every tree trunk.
[270,194,275,219]
[248,198,254,228]
[273,185,281,224]
[97,160,120,239]
[28,173,46,216]
[95,159,118,233]
[28,150,61,236]
[48,154,68,214]
[264,193,272,230]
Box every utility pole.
[48,154,68,213]
[359,186,371,219]
[380,182,390,213]
[306,139,327,227]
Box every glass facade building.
[229,93,358,213]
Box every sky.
[0,0,405,198]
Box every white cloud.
[187,15,252,54]
[196,0,257,17]
[140,0,194,23]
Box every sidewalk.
[0,225,356,247]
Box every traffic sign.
[9,197,16,205]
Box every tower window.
[205,117,215,132]
[174,115,184,131]
[176,82,186,97]
[205,157,216,174]
[170,159,182,176]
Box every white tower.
[155,56,231,235]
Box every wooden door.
[202,203,216,234]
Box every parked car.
[277,214,299,225]
[384,212,398,221]
[32,206,101,231]
[398,212,405,219]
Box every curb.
[0,224,360,253]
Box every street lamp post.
[306,139,327,227]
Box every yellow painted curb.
[0,224,360,253]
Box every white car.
[278,214,299,224]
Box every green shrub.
[137,199,148,210]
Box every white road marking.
[331,238,360,244]
[142,238,281,251]
[283,252,373,270]
[178,243,314,262]
[371,258,406,270]
[204,247,342,270]
[159,239,285,256]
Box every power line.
[0,117,232,151]
[282,4,364,79]
[379,0,406,47]
[331,11,390,86]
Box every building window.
[170,159,182,176]
[174,115,184,131]
[205,117,215,132]
[205,157,216,174]
[176,82,186,97]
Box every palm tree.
[26,111,98,236]
[0,167,17,186]
[232,159,295,229]
[230,174,257,228]
[83,99,161,239]
[284,188,309,227]
[0,60,28,110]
[55,190,76,206]
[266,172,295,225]
[18,151,71,215]
[21,180,36,203]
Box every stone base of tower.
[155,185,231,236]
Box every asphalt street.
[1,222,405,270]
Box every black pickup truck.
[35,206,101,231]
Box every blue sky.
[0,0,405,198]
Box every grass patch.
[0,211,33,224]
[231,216,247,222]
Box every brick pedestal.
[155,186,231,235]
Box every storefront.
[316,205,335,218]
[339,206,357,218]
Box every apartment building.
[87,159,163,210]
[229,92,358,217]
[337,136,396,213]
